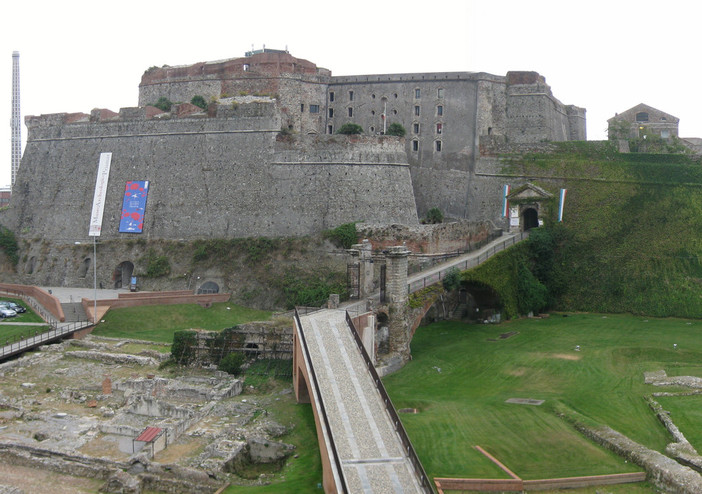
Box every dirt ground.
[0,463,104,493]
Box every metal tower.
[11,51,21,189]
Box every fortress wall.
[6,106,416,247]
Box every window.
[372,94,376,99]
[243,64,250,72]
[412,140,419,152]
[414,105,420,116]
[309,104,319,113]
[329,108,334,118]
[437,105,443,116]
[329,92,335,102]
[300,104,305,112]
[437,88,444,98]
[328,125,333,134]
[635,112,649,122]
[435,140,442,152]
[436,123,443,134]
[348,107,353,117]
[415,88,421,99]
[661,129,670,138]
[370,126,375,133]
[413,123,420,134]
[349,91,354,101]
[371,110,375,115]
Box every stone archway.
[114,261,134,289]
[522,207,539,231]
[197,281,220,294]
[461,280,502,323]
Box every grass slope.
[503,142,702,317]
[91,302,272,343]
[384,313,702,485]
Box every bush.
[324,222,358,249]
[0,225,19,265]
[442,267,461,292]
[337,123,363,135]
[153,96,173,112]
[424,207,444,224]
[280,267,346,309]
[386,123,406,137]
[171,330,197,365]
[219,351,246,376]
[143,249,171,278]
[190,95,207,110]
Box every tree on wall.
[153,97,173,112]
[386,123,406,137]
[337,123,363,135]
[191,95,208,111]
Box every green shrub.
[442,267,461,292]
[153,96,173,112]
[0,225,19,265]
[143,249,171,278]
[280,267,346,309]
[386,123,406,137]
[171,330,197,365]
[219,351,246,376]
[323,222,358,249]
[337,123,363,135]
[190,95,208,110]
[424,207,444,224]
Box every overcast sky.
[1,0,700,187]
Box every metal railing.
[293,309,349,493]
[408,231,530,294]
[407,230,503,276]
[344,311,435,493]
[0,320,93,361]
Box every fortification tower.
[11,51,21,189]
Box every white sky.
[1,0,701,187]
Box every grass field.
[384,313,702,489]
[0,297,50,342]
[91,302,273,343]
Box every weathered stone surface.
[99,470,140,494]
[246,436,295,464]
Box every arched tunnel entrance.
[113,261,134,289]
[460,280,502,323]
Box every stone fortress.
[1,48,585,288]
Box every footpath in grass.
[91,302,272,343]
[384,313,702,485]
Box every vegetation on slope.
[501,141,702,318]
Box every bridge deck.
[298,309,424,493]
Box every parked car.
[7,302,26,313]
[0,305,17,318]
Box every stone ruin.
[0,335,298,493]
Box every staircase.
[61,302,88,323]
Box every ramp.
[295,309,430,493]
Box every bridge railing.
[294,309,349,494]
[345,311,436,493]
[408,231,530,294]
[0,320,92,360]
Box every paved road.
[298,309,424,493]
[40,287,127,303]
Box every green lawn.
[384,313,702,485]
[0,297,51,343]
[91,302,273,343]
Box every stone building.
[139,49,586,218]
[608,103,679,140]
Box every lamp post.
[76,240,98,324]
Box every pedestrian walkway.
[297,309,428,493]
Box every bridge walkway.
[296,309,428,493]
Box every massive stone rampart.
[3,101,417,245]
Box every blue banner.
[119,181,150,233]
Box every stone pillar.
[384,246,412,370]
[102,376,112,395]
[385,246,411,305]
[348,239,375,299]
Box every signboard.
[119,180,150,233]
[89,153,112,237]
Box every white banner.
[88,152,112,236]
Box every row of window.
[322,105,444,118]
[330,88,445,102]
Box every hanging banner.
[89,152,112,237]
[502,184,511,217]
[558,188,567,222]
[119,180,150,233]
